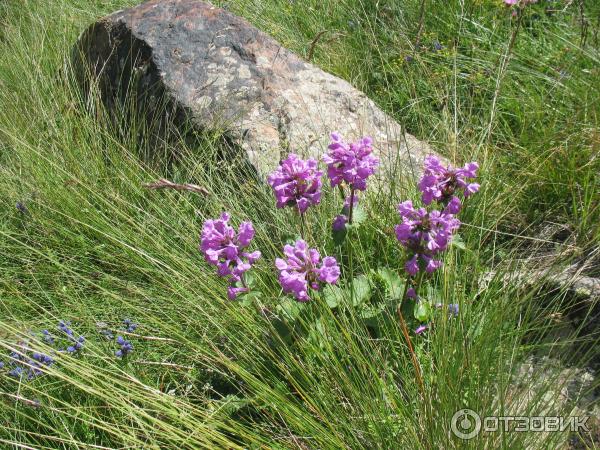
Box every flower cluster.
[504,0,537,5]
[440,303,459,317]
[275,239,340,301]
[123,318,137,333]
[267,154,323,214]
[323,133,379,191]
[115,336,133,358]
[4,344,53,381]
[417,155,479,209]
[57,320,86,354]
[200,213,261,299]
[395,201,460,275]
[332,214,348,231]
[97,319,138,358]
[395,155,479,276]
[41,329,54,345]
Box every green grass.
[1,0,599,448]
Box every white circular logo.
[451,409,481,440]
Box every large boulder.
[73,0,433,177]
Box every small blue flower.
[448,304,459,317]
[16,202,27,213]
[115,335,133,358]
[123,319,138,333]
[41,329,55,345]
[9,366,24,378]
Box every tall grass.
[1,0,598,448]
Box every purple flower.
[58,320,74,336]
[227,286,249,300]
[267,154,323,214]
[436,303,460,317]
[505,0,537,5]
[415,324,428,335]
[275,239,340,301]
[115,336,133,358]
[6,346,53,381]
[417,155,479,208]
[405,255,419,276]
[323,133,379,191]
[444,196,462,214]
[16,201,27,213]
[41,329,55,345]
[9,366,24,378]
[448,303,459,317]
[332,214,348,231]
[123,319,137,333]
[407,287,417,299]
[395,200,460,275]
[200,213,261,299]
[343,194,359,209]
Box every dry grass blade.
[143,178,210,196]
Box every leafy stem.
[348,188,356,224]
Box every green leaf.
[425,284,443,304]
[450,234,466,250]
[349,206,367,225]
[332,226,347,246]
[359,304,385,319]
[276,297,302,320]
[239,290,261,307]
[376,268,405,300]
[282,233,302,245]
[351,275,371,306]
[323,284,345,308]
[414,301,432,322]
[217,395,250,416]
[244,272,256,288]
[307,318,329,349]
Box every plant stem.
[414,270,425,296]
[299,211,306,240]
[414,0,427,54]
[484,9,522,148]
[398,270,426,397]
[398,307,425,397]
[348,188,356,224]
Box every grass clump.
[0,0,598,448]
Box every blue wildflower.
[41,329,55,345]
[115,336,133,358]
[9,366,24,378]
[448,304,459,317]
[123,319,137,333]
[16,201,27,213]
[58,321,74,336]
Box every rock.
[73,0,432,177]
[509,356,599,448]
